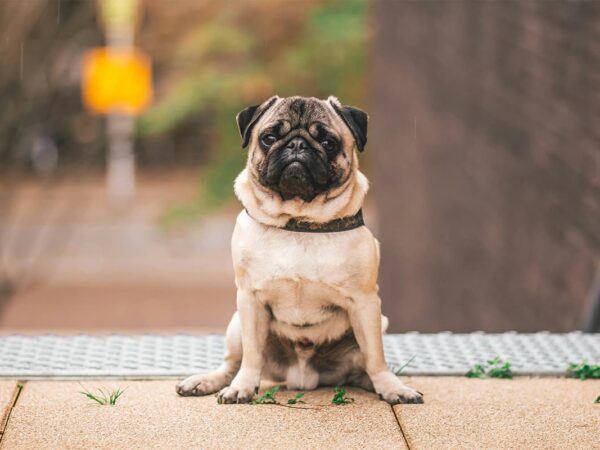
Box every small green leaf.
[331,387,354,405]
[567,362,600,380]
[286,392,306,405]
[594,395,600,404]
[288,392,304,405]
[79,391,105,405]
[251,386,281,405]
[465,364,487,379]
[465,358,512,379]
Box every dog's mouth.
[277,161,315,200]
[260,145,330,202]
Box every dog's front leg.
[217,289,268,404]
[348,293,423,405]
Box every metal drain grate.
[383,332,599,375]
[0,333,597,378]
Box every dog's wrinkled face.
[237,96,368,202]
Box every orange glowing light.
[82,48,152,115]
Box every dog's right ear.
[236,96,279,148]
[327,96,368,152]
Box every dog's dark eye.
[261,134,277,147]
[321,139,337,152]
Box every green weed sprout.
[567,362,600,380]
[331,387,354,405]
[287,392,305,405]
[251,386,280,404]
[79,385,126,405]
[466,357,513,379]
[393,355,417,376]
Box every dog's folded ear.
[328,96,368,152]
[236,96,279,148]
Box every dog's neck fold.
[234,168,369,228]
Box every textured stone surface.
[2,381,406,450]
[0,381,19,441]
[3,377,599,449]
[395,377,600,449]
[0,382,17,410]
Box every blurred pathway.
[0,171,237,333]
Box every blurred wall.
[372,0,600,332]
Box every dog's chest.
[232,211,377,308]
[262,277,341,322]
[236,230,350,295]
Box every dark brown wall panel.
[371,0,600,332]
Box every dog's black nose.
[285,137,308,151]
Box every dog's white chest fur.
[231,210,380,344]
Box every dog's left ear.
[236,96,279,148]
[328,96,368,152]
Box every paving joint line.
[390,405,412,449]
[0,381,25,445]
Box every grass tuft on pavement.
[79,384,127,405]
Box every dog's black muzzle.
[262,136,329,201]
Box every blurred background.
[0,0,598,334]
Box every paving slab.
[0,381,19,440]
[395,377,600,450]
[0,381,17,410]
[2,380,406,450]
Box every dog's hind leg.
[346,369,374,391]
[176,312,242,396]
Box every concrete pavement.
[0,378,598,449]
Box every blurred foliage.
[137,0,369,227]
[0,1,105,171]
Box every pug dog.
[176,96,423,405]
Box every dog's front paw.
[176,372,229,397]
[379,384,423,405]
[176,378,204,397]
[217,370,259,404]
[372,371,424,405]
[217,384,256,404]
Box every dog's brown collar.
[284,209,364,233]
[246,209,365,233]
